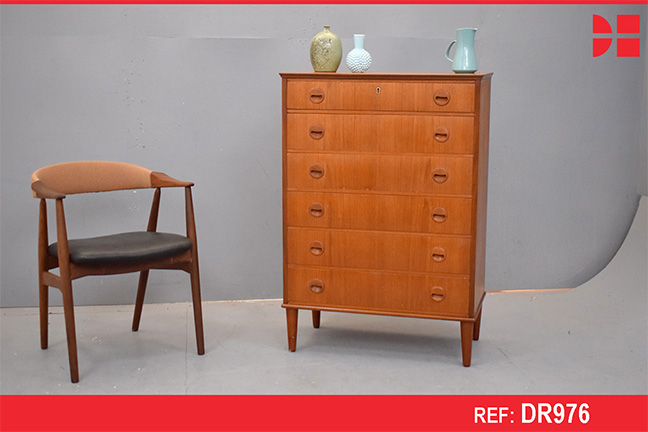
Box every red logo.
[593,14,641,57]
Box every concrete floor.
[1,197,646,395]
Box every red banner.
[1,1,647,4]
[1,395,647,431]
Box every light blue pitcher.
[445,28,478,73]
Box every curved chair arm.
[151,172,194,188]
[32,180,66,200]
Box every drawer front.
[286,153,474,196]
[286,80,475,113]
[286,267,470,317]
[286,113,475,155]
[287,228,471,274]
[286,192,473,235]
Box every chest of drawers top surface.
[280,72,493,82]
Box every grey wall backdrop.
[1,5,646,307]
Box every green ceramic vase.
[310,25,342,72]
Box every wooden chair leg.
[132,270,149,331]
[286,308,298,352]
[39,283,49,349]
[473,308,483,341]
[190,266,205,355]
[61,282,79,383]
[460,321,474,367]
[38,199,49,350]
[312,310,321,329]
[184,187,204,355]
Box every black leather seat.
[48,232,192,265]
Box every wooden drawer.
[286,192,473,235]
[287,228,471,275]
[286,266,471,317]
[286,113,475,155]
[286,80,475,113]
[286,153,474,196]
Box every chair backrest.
[31,161,154,197]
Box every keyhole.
[376,87,381,94]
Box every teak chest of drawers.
[281,72,492,366]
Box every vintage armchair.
[31,161,205,383]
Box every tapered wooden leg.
[190,266,205,355]
[312,310,321,329]
[53,199,78,382]
[39,283,49,349]
[460,321,474,367]
[473,308,483,341]
[38,199,49,350]
[132,270,149,331]
[61,283,79,383]
[184,187,204,356]
[286,308,298,352]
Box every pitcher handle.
[445,40,456,62]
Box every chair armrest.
[32,180,66,199]
[150,172,194,188]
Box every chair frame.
[32,163,205,383]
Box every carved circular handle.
[309,88,325,104]
[433,89,450,106]
[431,246,446,262]
[434,127,449,143]
[432,168,449,184]
[309,241,324,256]
[309,202,324,218]
[430,286,446,302]
[309,124,325,140]
[309,164,325,179]
[309,278,325,294]
[431,207,447,223]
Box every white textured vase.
[346,34,372,73]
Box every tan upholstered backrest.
[31,161,153,196]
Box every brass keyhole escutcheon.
[376,87,381,94]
